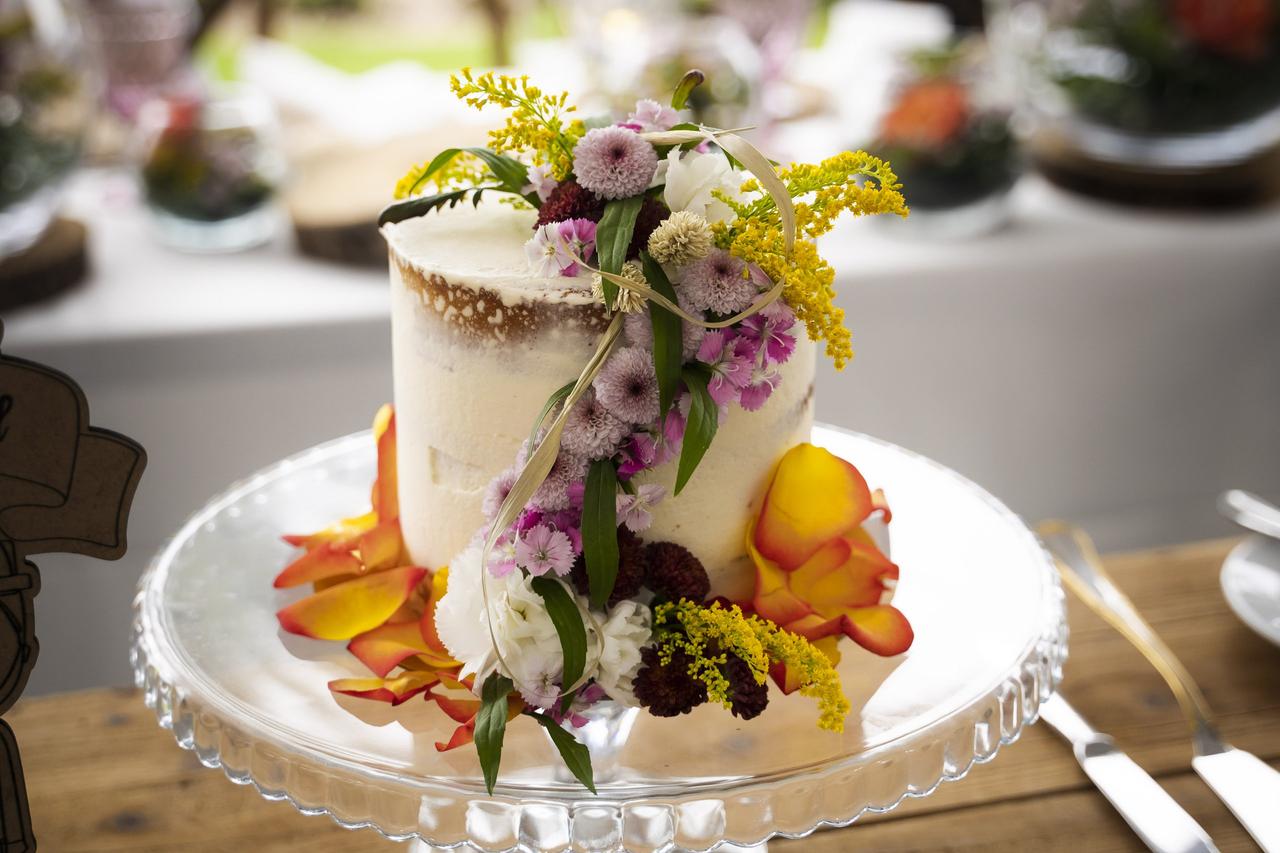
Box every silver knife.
[1039,695,1218,853]
[1039,521,1280,853]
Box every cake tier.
[384,203,814,599]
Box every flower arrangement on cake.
[274,69,913,793]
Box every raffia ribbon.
[478,127,796,700]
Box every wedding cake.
[275,69,914,793]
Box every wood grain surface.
[11,538,1280,852]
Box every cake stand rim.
[130,424,1067,850]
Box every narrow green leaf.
[595,196,644,306]
[464,147,535,203]
[582,459,620,609]
[529,381,576,450]
[675,367,718,495]
[530,713,597,794]
[378,186,498,226]
[531,577,587,698]
[640,250,683,418]
[475,674,514,794]
[671,69,705,110]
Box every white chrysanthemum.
[435,544,566,706]
[588,599,652,707]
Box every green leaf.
[378,186,498,226]
[581,459,620,610]
[595,196,644,306]
[640,250,683,418]
[529,380,576,450]
[675,367,719,496]
[671,69,705,110]
[531,577,587,698]
[530,713,597,794]
[475,674,514,795]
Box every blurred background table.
[11,537,1279,851]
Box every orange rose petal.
[747,520,815,626]
[359,520,405,572]
[420,566,449,651]
[436,720,476,752]
[840,605,914,656]
[754,444,874,570]
[283,511,377,550]
[435,694,482,724]
[276,566,428,641]
[348,620,433,677]
[273,546,363,589]
[329,670,438,705]
[373,406,399,521]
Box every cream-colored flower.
[647,210,713,266]
[591,260,648,314]
[588,598,652,707]
[662,148,745,225]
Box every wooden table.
[12,538,1280,852]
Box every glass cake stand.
[131,425,1068,853]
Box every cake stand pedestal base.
[406,842,767,853]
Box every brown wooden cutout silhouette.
[0,319,146,851]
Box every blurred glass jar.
[566,0,763,129]
[870,39,1022,236]
[135,88,285,253]
[82,0,198,121]
[991,0,1280,170]
[0,0,93,259]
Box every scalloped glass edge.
[130,428,1068,853]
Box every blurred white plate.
[1221,535,1280,648]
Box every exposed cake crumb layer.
[387,202,815,596]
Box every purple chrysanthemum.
[594,346,660,425]
[531,451,588,511]
[482,465,519,519]
[562,388,631,460]
[624,291,707,360]
[573,127,659,200]
[681,249,754,315]
[516,523,575,577]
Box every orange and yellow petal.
[348,620,435,678]
[358,520,405,572]
[283,510,377,550]
[839,605,913,656]
[277,566,428,641]
[754,444,874,570]
[329,670,439,705]
[273,546,363,589]
[373,405,399,522]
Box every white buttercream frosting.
[385,202,814,599]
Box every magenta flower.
[516,523,575,577]
[551,682,607,728]
[625,98,679,133]
[681,248,754,314]
[487,533,519,578]
[697,330,755,406]
[739,364,782,412]
[572,126,659,200]
[740,299,797,365]
[524,218,595,277]
[594,346,660,425]
[617,432,659,477]
[616,483,666,532]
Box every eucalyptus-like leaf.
[671,69,705,110]
[530,713,597,794]
[582,459,620,609]
[639,251,682,417]
[675,367,718,495]
[531,577,587,697]
[475,674,514,794]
